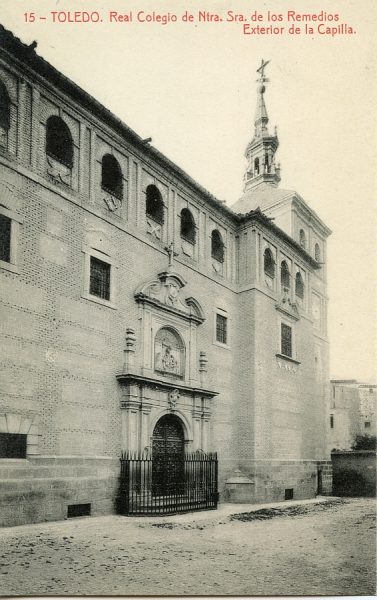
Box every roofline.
[292,193,332,237]
[0,24,235,222]
[0,24,325,271]
[239,208,321,269]
[330,379,359,384]
[232,188,332,238]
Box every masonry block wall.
[0,26,332,525]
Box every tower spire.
[243,59,280,191]
[254,59,270,137]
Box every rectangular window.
[67,503,91,518]
[330,415,334,429]
[216,313,227,345]
[89,256,111,300]
[365,421,371,429]
[0,214,11,263]
[0,432,27,458]
[281,323,292,357]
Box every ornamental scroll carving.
[135,271,205,324]
[47,156,71,186]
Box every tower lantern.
[243,59,281,191]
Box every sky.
[1,0,376,381]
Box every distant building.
[0,27,332,526]
[329,380,377,451]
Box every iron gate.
[118,451,218,515]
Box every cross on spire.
[256,59,270,82]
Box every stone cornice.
[116,372,218,399]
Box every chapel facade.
[0,27,332,526]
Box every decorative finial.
[256,59,270,83]
[165,241,178,270]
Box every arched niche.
[154,326,185,378]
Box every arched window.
[281,260,290,289]
[154,327,184,377]
[180,208,196,244]
[299,229,306,249]
[46,116,73,168]
[295,272,304,299]
[101,154,123,199]
[211,229,224,263]
[146,185,164,224]
[314,243,321,262]
[254,157,260,175]
[0,80,10,132]
[263,248,275,278]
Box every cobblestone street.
[0,497,375,596]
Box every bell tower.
[243,59,281,191]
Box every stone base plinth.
[220,459,332,504]
[0,456,119,527]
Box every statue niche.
[154,327,184,378]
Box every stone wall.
[0,457,119,527]
[223,459,332,503]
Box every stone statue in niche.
[165,281,180,306]
[154,327,184,377]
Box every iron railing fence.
[118,451,218,515]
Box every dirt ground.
[0,497,375,596]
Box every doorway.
[152,414,185,496]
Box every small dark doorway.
[317,467,323,495]
[152,414,185,496]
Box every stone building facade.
[0,28,332,526]
[329,380,377,452]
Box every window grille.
[0,214,11,262]
[89,256,111,300]
[180,208,196,244]
[146,185,164,224]
[281,323,292,357]
[0,80,10,132]
[295,272,304,299]
[216,314,227,345]
[264,248,275,278]
[281,261,290,289]
[46,116,73,168]
[101,154,123,199]
[0,433,27,458]
[211,230,224,263]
